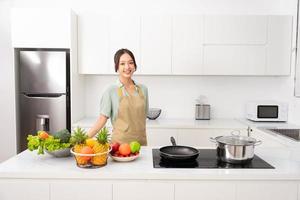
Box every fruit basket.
[70,146,111,168]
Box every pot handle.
[209,137,217,143]
[254,140,262,146]
[170,136,177,146]
[231,130,241,136]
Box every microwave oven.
[246,101,288,122]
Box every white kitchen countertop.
[73,117,248,129]
[1,146,300,181]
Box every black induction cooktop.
[152,149,274,169]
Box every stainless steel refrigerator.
[16,49,70,153]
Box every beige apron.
[112,86,147,146]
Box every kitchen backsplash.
[84,75,295,120]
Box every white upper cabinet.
[108,16,141,74]
[172,15,204,75]
[140,16,172,75]
[11,8,75,48]
[77,14,292,76]
[78,13,109,74]
[202,15,292,76]
[203,15,268,45]
[266,16,293,75]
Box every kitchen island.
[1,146,300,200]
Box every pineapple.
[70,127,89,165]
[91,127,110,166]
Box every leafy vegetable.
[27,132,71,155]
[53,129,71,143]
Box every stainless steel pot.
[210,135,262,164]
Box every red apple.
[110,142,120,154]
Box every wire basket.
[70,146,111,168]
[147,108,161,120]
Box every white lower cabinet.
[147,128,178,146]
[147,128,247,147]
[0,180,49,200]
[175,181,235,200]
[50,181,112,200]
[177,129,247,148]
[113,182,174,200]
[236,181,298,200]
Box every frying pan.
[159,137,199,161]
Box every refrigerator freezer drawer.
[18,94,66,152]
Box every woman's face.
[118,53,135,78]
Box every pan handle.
[170,136,177,146]
[209,137,217,143]
[254,140,262,146]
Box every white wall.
[0,0,17,162]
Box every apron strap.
[117,87,123,98]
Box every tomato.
[38,131,49,139]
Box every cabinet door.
[113,182,174,200]
[236,181,297,200]
[178,129,246,148]
[78,14,109,74]
[11,8,72,48]
[175,181,235,200]
[140,16,172,74]
[109,16,141,74]
[204,15,268,45]
[0,180,49,200]
[203,45,266,75]
[147,128,178,146]
[266,16,293,75]
[172,15,204,75]
[50,181,112,200]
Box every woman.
[87,49,149,145]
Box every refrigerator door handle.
[22,93,65,98]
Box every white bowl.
[111,153,139,162]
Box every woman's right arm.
[87,115,108,138]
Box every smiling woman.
[87,49,149,145]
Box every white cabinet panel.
[172,15,204,75]
[178,129,246,147]
[236,181,297,200]
[204,15,267,45]
[11,8,72,48]
[140,16,172,74]
[109,16,141,74]
[78,14,109,74]
[0,180,49,200]
[147,128,178,146]
[203,45,266,75]
[175,182,235,200]
[113,182,174,200]
[266,16,293,75]
[50,181,112,200]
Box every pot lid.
[215,135,257,146]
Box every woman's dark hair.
[114,49,137,72]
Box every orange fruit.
[38,131,49,139]
[119,143,131,156]
[79,146,94,161]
